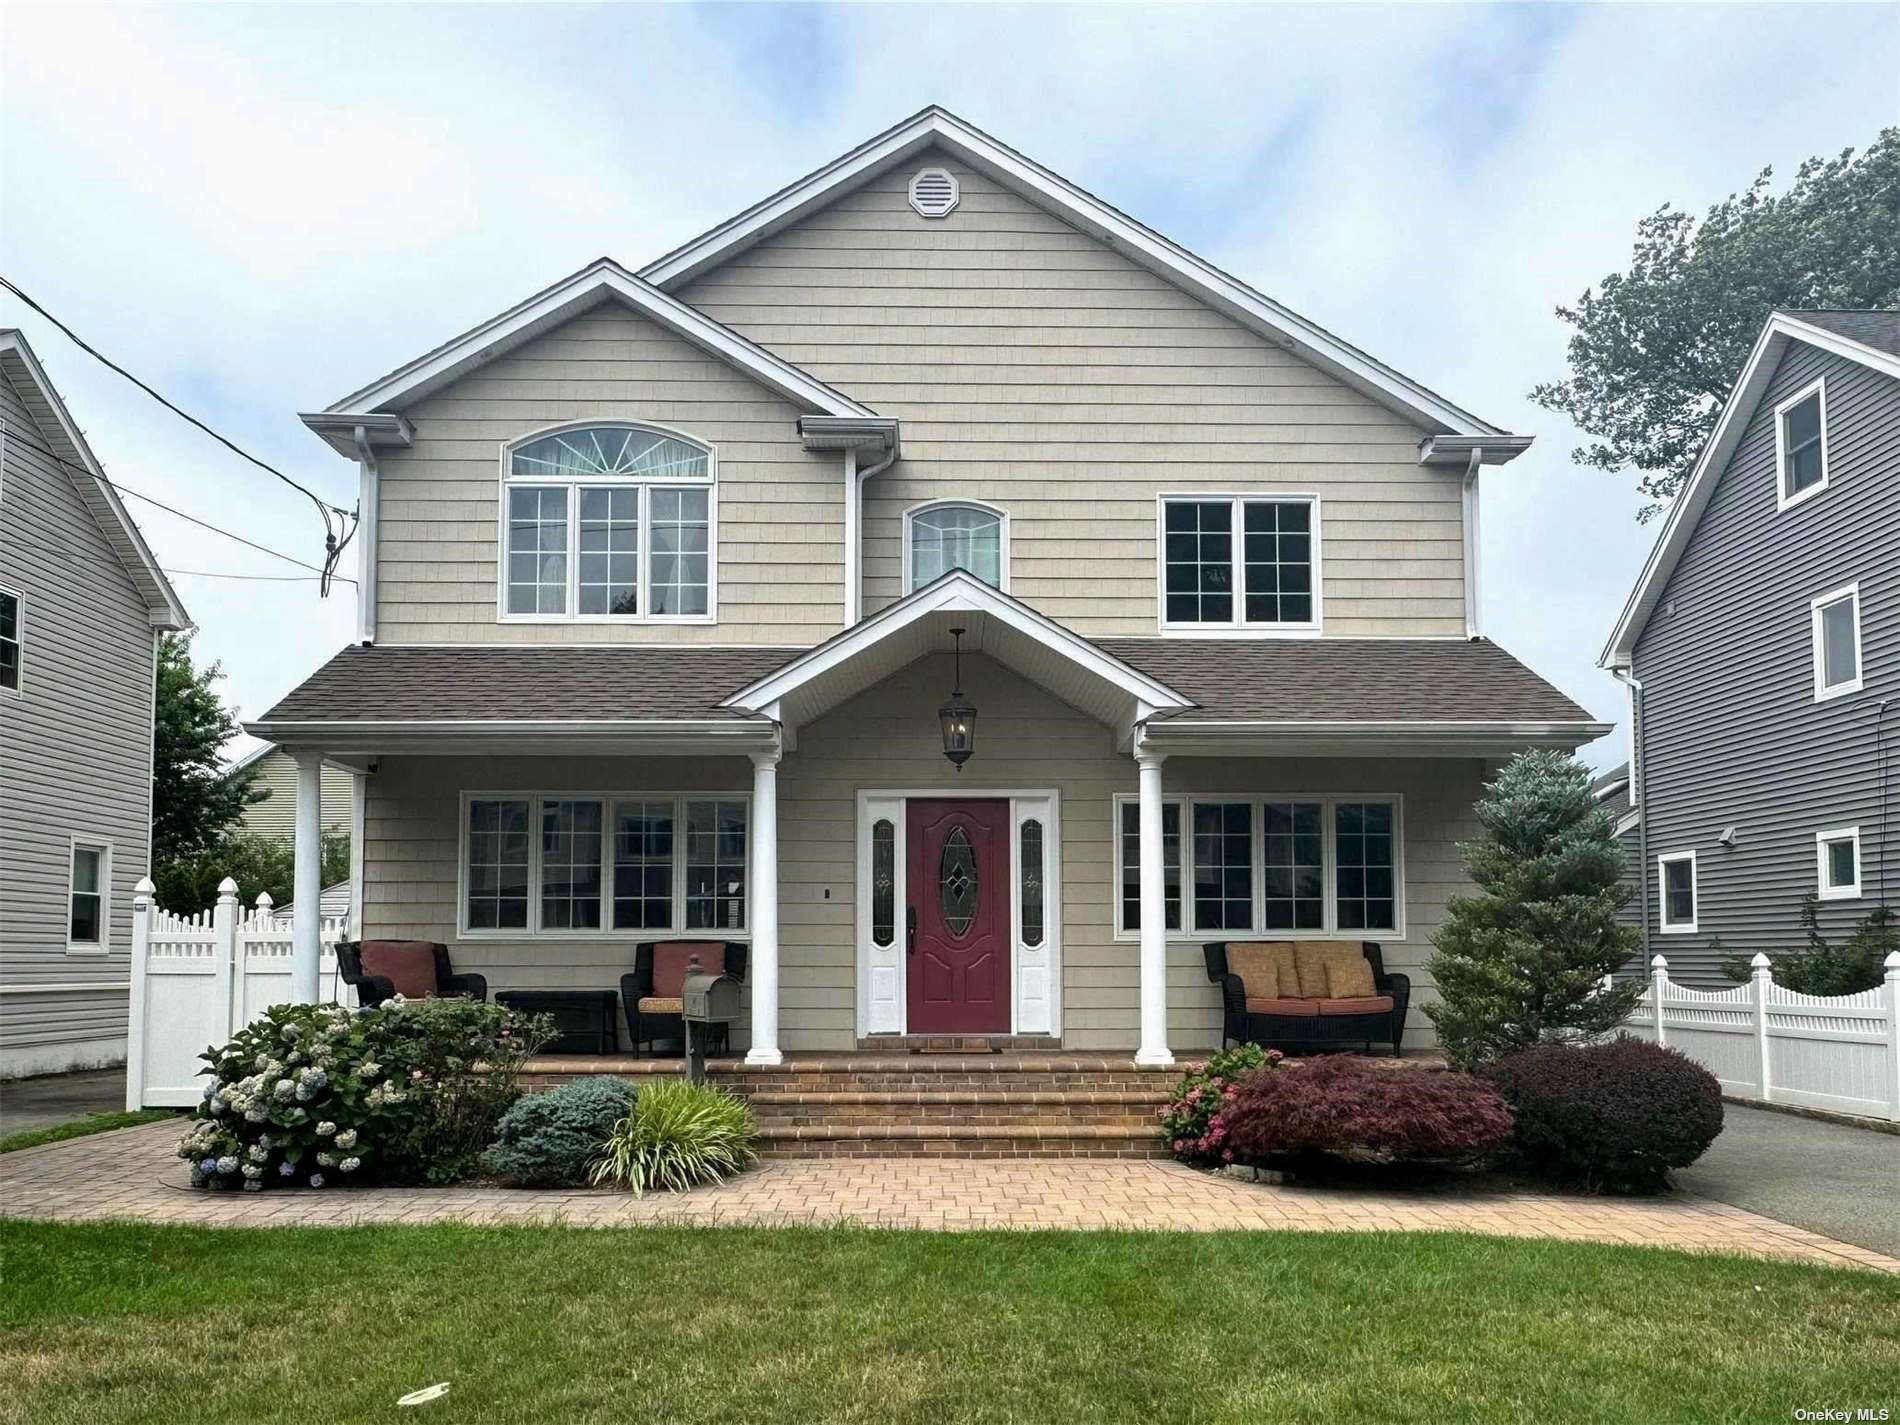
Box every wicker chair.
[335,940,488,1009]
[1202,941,1408,1055]
[620,941,748,1056]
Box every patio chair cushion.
[1226,942,1300,999]
[637,996,683,1015]
[1322,945,1377,999]
[358,941,439,999]
[1245,996,1319,1017]
[1292,942,1337,998]
[1316,995,1395,1016]
[651,941,724,997]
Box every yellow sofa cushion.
[1292,942,1338,999]
[1227,942,1300,998]
[1322,945,1377,999]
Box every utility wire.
[6,536,354,586]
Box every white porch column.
[290,748,324,1004]
[1135,751,1173,1067]
[746,749,782,1066]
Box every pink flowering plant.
[1158,1043,1282,1165]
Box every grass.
[0,1110,173,1155]
[2,1221,1895,1424]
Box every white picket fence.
[1622,952,1900,1121]
[126,877,352,1110]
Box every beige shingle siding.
[371,303,846,645]
[237,749,354,842]
[0,368,155,1069]
[679,155,1466,637]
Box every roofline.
[1600,311,1900,668]
[314,258,877,427]
[1418,434,1534,467]
[1141,718,1612,756]
[0,329,191,630]
[639,105,1513,440]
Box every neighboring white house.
[0,329,191,1079]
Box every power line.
[5,537,354,587]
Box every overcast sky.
[3,2,1895,770]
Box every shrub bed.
[481,1076,637,1187]
[1217,1056,1513,1169]
[1485,1037,1722,1193]
[1159,1044,1280,1165]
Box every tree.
[152,633,262,865]
[1531,129,1900,520]
[1426,750,1643,1069]
[1722,896,1894,997]
[153,830,351,918]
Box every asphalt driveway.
[0,1068,127,1135]
[1677,1103,1900,1257]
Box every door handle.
[906,907,917,954]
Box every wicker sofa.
[620,940,748,1056]
[335,940,488,1009]
[1202,940,1409,1055]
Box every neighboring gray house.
[0,329,191,1079]
[1602,311,1898,986]
[249,108,1606,1066]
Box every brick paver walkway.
[4,1121,1894,1273]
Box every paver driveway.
[4,1119,1896,1272]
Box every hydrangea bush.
[1159,1044,1281,1166]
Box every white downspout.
[1462,446,1484,640]
[352,424,380,645]
[845,438,898,626]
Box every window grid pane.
[1262,802,1324,930]
[1163,501,1234,624]
[1783,394,1823,495]
[540,800,604,930]
[911,506,1002,589]
[1192,802,1253,931]
[466,799,531,930]
[1242,502,1314,625]
[69,847,102,943]
[612,800,674,929]
[0,591,18,691]
[511,427,708,481]
[685,799,747,930]
[649,488,710,616]
[1824,838,1856,889]
[1663,860,1694,925]
[1334,802,1396,932]
[577,487,639,615]
[1119,802,1182,932]
[506,486,568,615]
[1820,596,1858,688]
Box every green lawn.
[0,1109,173,1155]
[2,1221,1894,1425]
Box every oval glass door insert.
[939,826,978,936]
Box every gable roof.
[1600,310,1900,668]
[304,257,877,445]
[641,105,1518,446]
[0,329,191,630]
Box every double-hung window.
[1117,795,1400,937]
[0,587,20,693]
[68,840,109,953]
[1810,583,1862,701]
[1657,851,1697,934]
[1775,379,1828,508]
[502,424,714,622]
[1160,495,1318,632]
[1815,827,1861,901]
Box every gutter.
[798,416,900,626]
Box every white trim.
[853,788,1061,1039]
[455,789,752,942]
[1110,792,1406,942]
[1815,825,1862,901]
[1657,850,1698,935]
[901,498,1011,594]
[1155,493,1322,637]
[65,836,112,956]
[637,108,1510,439]
[1602,311,1900,668]
[1773,376,1830,511]
[1810,582,1864,701]
[0,583,21,696]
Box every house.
[250,107,1605,1067]
[1601,310,1898,986]
[0,329,191,1079]
[1589,761,1644,956]
[230,742,360,922]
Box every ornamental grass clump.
[1217,1056,1513,1170]
[1159,1044,1280,1165]
[591,1078,758,1197]
[481,1076,636,1187]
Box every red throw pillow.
[359,941,440,999]
[651,941,722,997]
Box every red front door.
[907,799,1011,1034]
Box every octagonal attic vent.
[908,167,960,218]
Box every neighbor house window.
[1118,795,1402,937]
[1776,379,1828,508]
[502,424,713,621]
[463,793,748,936]
[908,502,1005,590]
[1811,584,1862,700]
[0,588,19,693]
[1161,496,1317,631]
[67,841,108,952]
[1657,851,1697,934]
[1815,826,1861,901]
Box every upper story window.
[1810,583,1862,701]
[1775,378,1828,510]
[501,424,714,623]
[0,588,19,693]
[1159,495,1318,633]
[907,502,1005,591]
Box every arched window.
[907,502,1005,591]
[501,423,714,621]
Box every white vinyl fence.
[126,877,352,1110]
[1623,952,1900,1121]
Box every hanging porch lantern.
[938,626,977,771]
